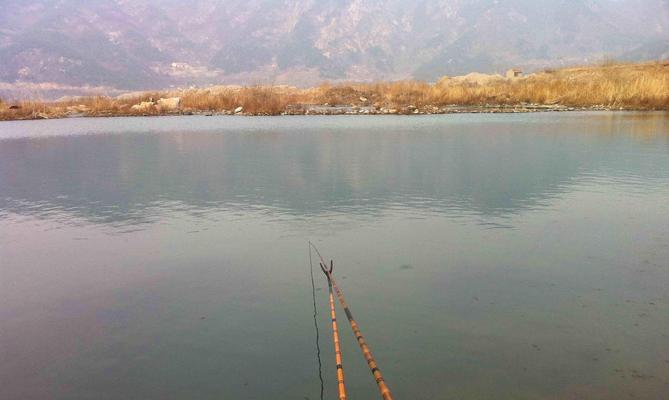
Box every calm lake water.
[1,113,668,400]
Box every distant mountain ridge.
[1,0,668,97]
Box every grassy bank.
[1,61,667,120]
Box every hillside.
[0,0,668,99]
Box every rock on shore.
[156,97,181,111]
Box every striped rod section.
[310,243,393,400]
[327,277,347,400]
[328,273,394,400]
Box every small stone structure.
[506,68,523,78]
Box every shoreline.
[2,61,667,121]
[1,104,661,122]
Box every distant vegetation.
[1,61,667,120]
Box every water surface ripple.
[1,113,668,400]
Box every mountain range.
[1,0,668,98]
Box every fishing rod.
[321,259,347,400]
[310,242,394,400]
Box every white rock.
[156,97,181,111]
[131,101,155,112]
[234,106,243,113]
[66,104,90,113]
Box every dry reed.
[1,61,667,120]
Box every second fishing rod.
[312,242,394,400]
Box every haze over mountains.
[1,0,668,98]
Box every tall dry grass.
[180,86,293,115]
[307,62,669,109]
[1,61,667,120]
[426,62,668,108]
[0,100,54,120]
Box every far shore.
[1,104,654,122]
[1,61,667,121]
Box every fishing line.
[309,242,325,400]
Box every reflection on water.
[2,113,668,226]
[1,113,668,400]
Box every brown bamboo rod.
[328,272,394,400]
[310,242,394,400]
[327,277,347,400]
